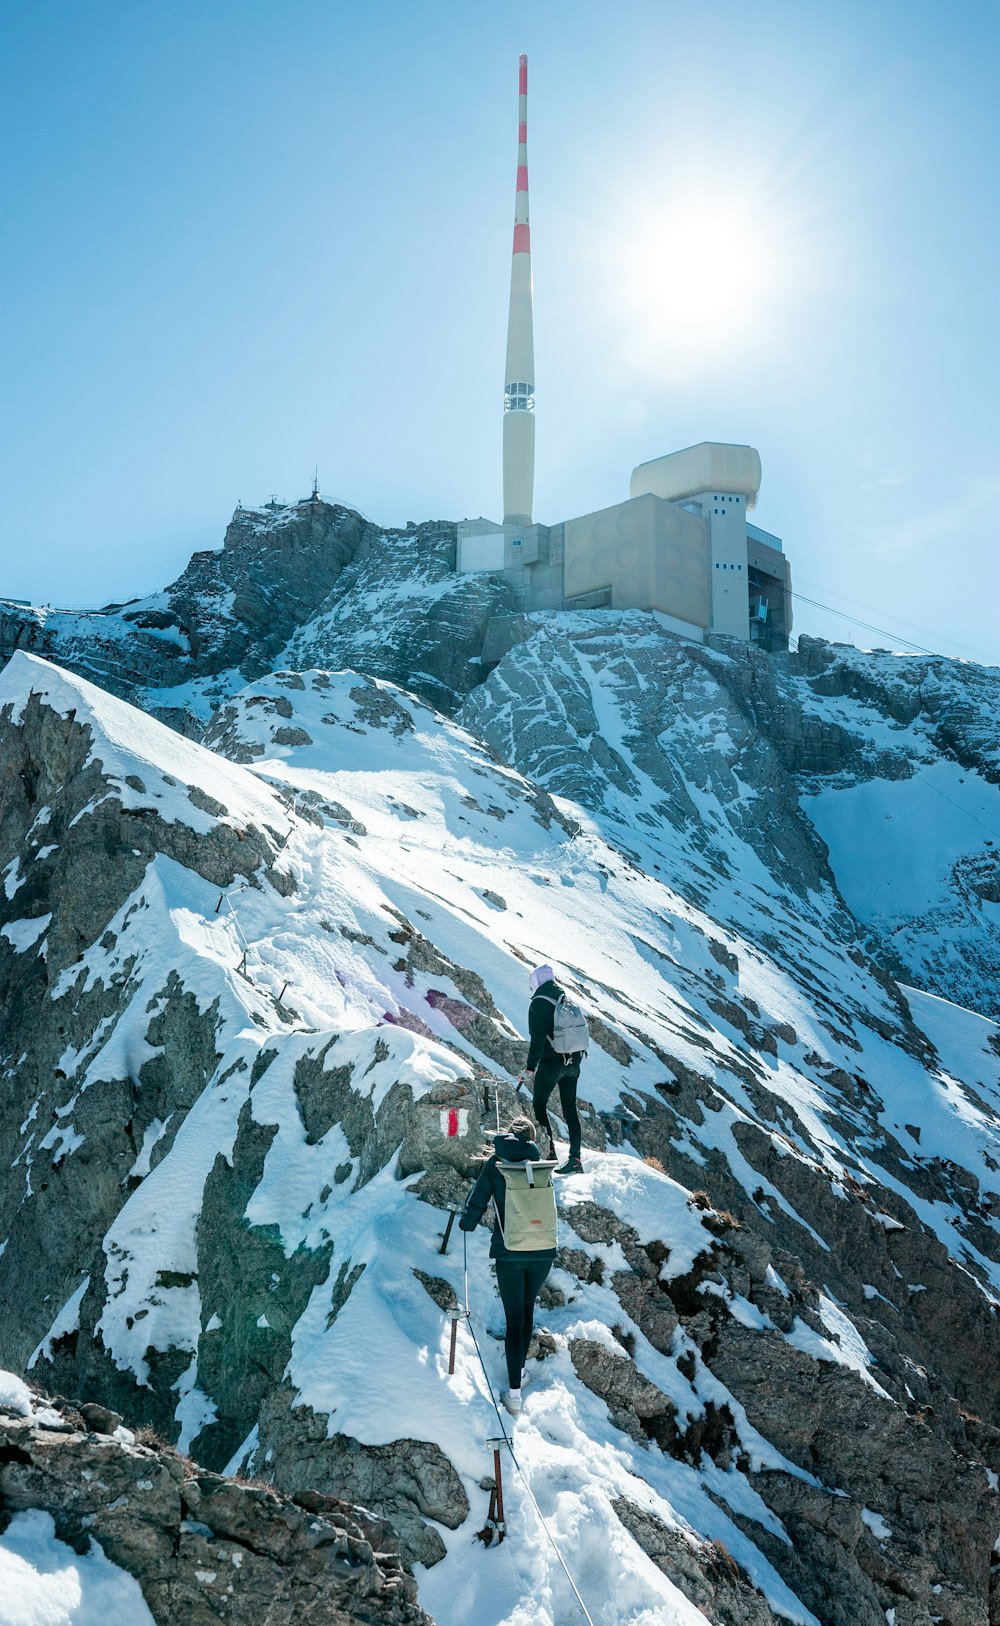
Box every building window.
[504,382,535,413]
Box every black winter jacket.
[527,979,569,1071]
[459,1132,556,1262]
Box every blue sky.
[2,0,999,664]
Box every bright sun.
[611,178,796,376]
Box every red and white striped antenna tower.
[502,54,534,526]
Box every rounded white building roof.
[630,442,762,511]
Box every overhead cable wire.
[462,1233,597,1626]
[906,773,1000,847]
[790,592,947,659]
[793,580,997,665]
[791,594,1000,841]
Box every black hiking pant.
[532,1055,582,1159]
[495,1257,552,1389]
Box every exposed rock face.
[460,618,1000,1020]
[612,1498,778,1625]
[0,683,287,1386]
[251,1387,469,1570]
[0,1383,428,1624]
[0,501,511,728]
[711,1325,993,1626]
[166,502,368,680]
[556,1173,1000,1625]
[782,636,1000,1019]
[278,522,511,713]
[460,614,857,937]
[0,501,369,721]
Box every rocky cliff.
[461,615,1000,1022]
[3,645,1000,1625]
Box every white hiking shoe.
[502,1388,522,1416]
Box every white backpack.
[537,992,589,1057]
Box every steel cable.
[462,1231,597,1626]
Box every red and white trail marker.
[440,1107,469,1139]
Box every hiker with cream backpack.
[459,1114,557,1416]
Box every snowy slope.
[4,497,998,1014]
[0,1508,157,1626]
[461,620,1000,1023]
[2,651,1000,1625]
[788,642,1000,1018]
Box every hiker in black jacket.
[523,963,584,1176]
[459,1115,555,1415]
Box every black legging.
[532,1056,582,1158]
[495,1258,552,1388]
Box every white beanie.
[529,964,554,993]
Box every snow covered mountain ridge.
[3,496,999,1021]
[0,498,509,725]
[1,497,1000,1624]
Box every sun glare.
[611,178,797,377]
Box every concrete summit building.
[458,56,793,653]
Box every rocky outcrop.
[279,522,511,712]
[0,1383,428,1625]
[556,1195,1000,1624]
[710,1323,994,1626]
[0,500,513,728]
[0,501,371,722]
[612,1498,778,1625]
[249,1387,469,1570]
[459,614,854,917]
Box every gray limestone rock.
[192,1101,335,1471]
[254,1387,469,1570]
[460,618,1000,1022]
[569,1337,673,1429]
[0,1387,429,1625]
[0,693,281,1388]
[612,1498,779,1625]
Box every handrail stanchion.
[476,1437,507,1545]
[445,1306,463,1376]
